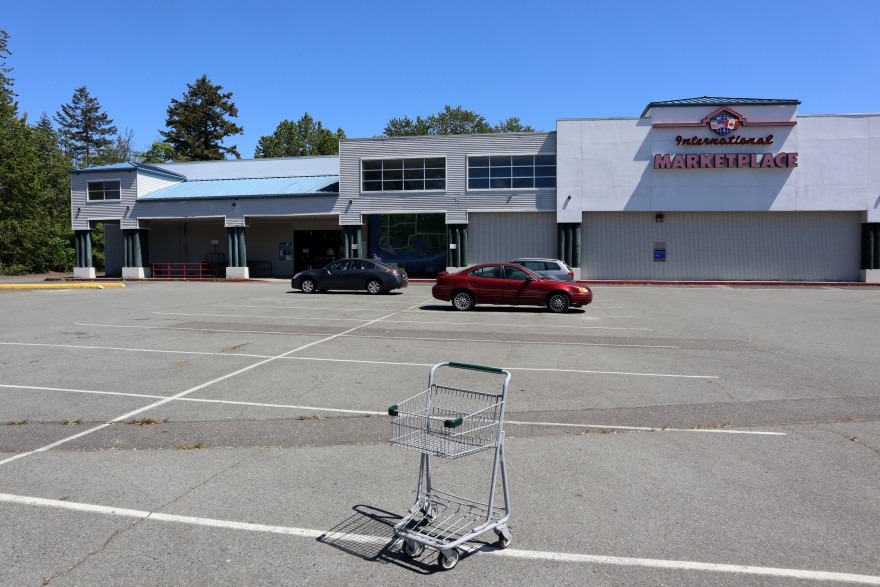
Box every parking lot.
[1,280,879,586]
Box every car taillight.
[567,271,573,278]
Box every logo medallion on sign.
[708,112,740,136]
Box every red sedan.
[432,263,592,313]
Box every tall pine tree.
[0,31,73,274]
[160,75,243,160]
[54,86,117,168]
[255,113,346,158]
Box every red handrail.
[151,262,220,280]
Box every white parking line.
[153,312,653,331]
[0,493,873,584]
[3,382,778,435]
[72,325,680,352]
[0,301,432,468]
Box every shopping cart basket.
[387,361,512,570]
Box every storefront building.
[69,97,880,282]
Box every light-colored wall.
[339,133,557,225]
[557,111,880,222]
[70,169,136,230]
[467,212,557,264]
[136,172,181,197]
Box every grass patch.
[177,441,204,450]
[63,419,82,426]
[8,419,28,425]
[130,417,168,425]
[296,415,325,421]
[690,422,731,430]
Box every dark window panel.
[512,177,533,188]
[535,177,556,188]
[469,156,490,167]
[403,180,424,190]
[535,155,555,166]
[512,166,533,177]
[490,168,512,178]
[404,158,424,169]
[512,155,533,166]
[362,180,382,191]
[363,170,382,181]
[425,168,445,179]
[383,169,403,180]
[383,180,403,191]
[469,178,490,189]
[362,160,382,171]
[490,178,511,189]
[424,157,445,168]
[490,156,511,167]
[468,167,489,178]
[404,169,424,180]
[424,179,445,190]
[535,165,556,177]
[384,159,404,170]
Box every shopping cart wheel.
[496,527,512,549]
[402,539,425,558]
[439,548,460,571]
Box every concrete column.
[226,227,249,279]
[122,229,150,279]
[861,223,880,282]
[74,230,96,279]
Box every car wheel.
[452,290,475,311]
[300,278,316,294]
[547,292,570,313]
[366,279,384,295]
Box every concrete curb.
[0,283,125,290]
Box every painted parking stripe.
[0,493,873,584]
[73,324,682,352]
[1,383,780,436]
[0,302,433,468]
[153,312,653,331]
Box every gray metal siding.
[468,212,557,264]
[70,170,136,230]
[132,195,337,228]
[582,212,861,281]
[339,133,557,224]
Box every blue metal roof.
[138,175,339,200]
[71,161,186,179]
[641,97,800,117]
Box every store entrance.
[293,230,343,273]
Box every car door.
[346,259,371,289]
[467,265,505,303]
[502,265,543,305]
[321,260,351,289]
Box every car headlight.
[577,287,588,293]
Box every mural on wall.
[369,213,447,275]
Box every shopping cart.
[387,361,512,570]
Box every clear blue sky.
[4,0,879,158]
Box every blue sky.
[4,0,879,158]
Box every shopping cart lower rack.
[387,361,512,571]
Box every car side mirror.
[524,275,536,282]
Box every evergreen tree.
[255,113,346,158]
[138,140,176,164]
[160,75,243,160]
[383,105,535,136]
[95,128,135,164]
[0,31,73,274]
[54,86,118,168]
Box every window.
[362,158,446,192]
[467,154,556,190]
[471,265,503,278]
[327,260,350,271]
[87,180,121,201]
[505,266,530,280]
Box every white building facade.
[68,97,880,282]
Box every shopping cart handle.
[448,361,504,374]
[388,405,399,416]
[444,417,463,429]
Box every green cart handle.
[448,361,504,374]
[388,405,398,416]
[444,417,463,428]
